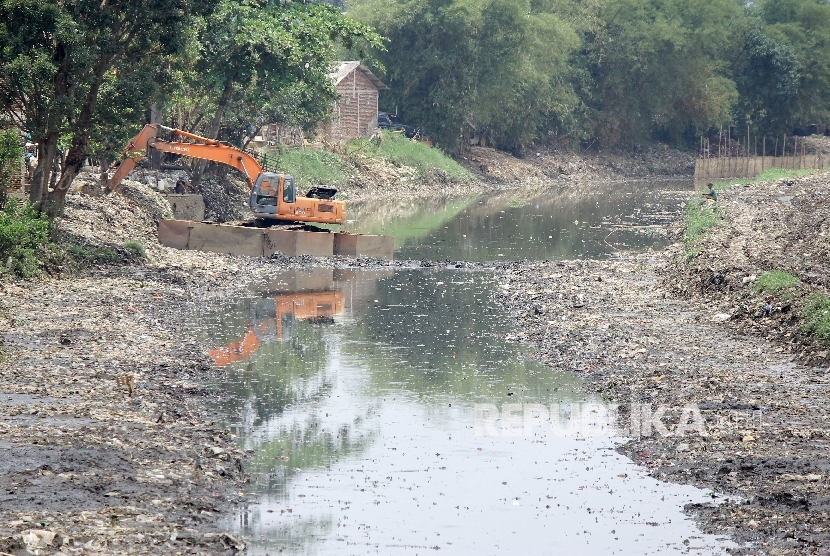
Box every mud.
[0,266,266,554]
[495,252,830,554]
[662,170,830,367]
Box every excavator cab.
[251,172,295,217]
[250,172,345,223]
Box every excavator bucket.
[104,124,160,194]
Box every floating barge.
[157,219,394,259]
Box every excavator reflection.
[209,290,344,367]
[208,268,392,367]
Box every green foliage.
[0,0,212,213]
[0,199,51,278]
[713,167,817,189]
[265,148,347,188]
[170,0,383,147]
[753,167,816,182]
[0,129,22,207]
[123,240,147,259]
[683,196,722,259]
[731,26,801,138]
[581,0,741,147]
[760,0,830,129]
[753,270,800,295]
[347,131,473,181]
[802,293,830,346]
[67,244,120,264]
[349,0,580,154]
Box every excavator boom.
[105,124,262,193]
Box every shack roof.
[330,61,388,91]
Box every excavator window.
[283,176,296,204]
[260,179,276,196]
[256,177,278,205]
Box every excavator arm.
[105,124,264,194]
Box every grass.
[123,239,146,259]
[264,147,347,189]
[347,131,474,182]
[67,243,120,264]
[802,293,830,347]
[684,167,819,261]
[753,270,800,296]
[683,196,722,259]
[709,167,819,190]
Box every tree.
[731,26,801,139]
[578,0,742,148]
[173,0,382,185]
[0,129,22,209]
[760,0,830,129]
[349,0,581,154]
[0,0,211,216]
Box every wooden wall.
[321,69,379,144]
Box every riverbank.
[495,255,830,554]
[0,187,298,554]
[493,170,830,554]
[2,148,801,555]
[88,137,694,222]
[663,169,830,367]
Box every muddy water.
[343,180,694,261]
[194,264,732,554]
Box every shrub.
[683,197,722,259]
[67,243,120,264]
[802,293,830,346]
[0,199,51,278]
[123,239,146,259]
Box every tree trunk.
[30,133,59,205]
[190,78,234,188]
[44,138,88,217]
[42,56,111,216]
[99,157,110,184]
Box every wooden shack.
[320,62,387,144]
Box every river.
[189,180,733,554]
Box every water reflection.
[189,269,731,555]
[345,180,694,261]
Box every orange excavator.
[209,290,345,367]
[105,124,346,225]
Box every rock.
[220,532,245,551]
[21,529,57,550]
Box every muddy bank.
[461,143,695,186]
[662,171,830,367]
[494,254,830,554]
[0,186,318,555]
[0,270,255,555]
